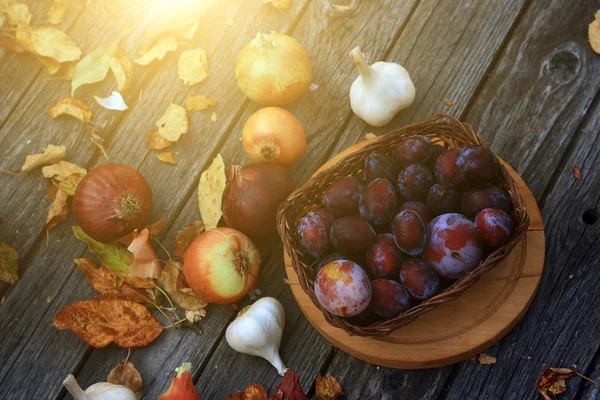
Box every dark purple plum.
[364,152,400,183]
[426,144,445,169]
[330,216,377,253]
[366,234,404,279]
[475,208,514,247]
[460,185,510,218]
[297,208,336,258]
[426,183,460,216]
[455,145,498,187]
[360,178,399,228]
[434,147,463,187]
[393,135,432,167]
[399,259,440,300]
[321,176,364,216]
[397,164,433,201]
[392,210,428,256]
[368,279,411,318]
[398,201,431,223]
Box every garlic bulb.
[225,297,287,375]
[63,374,137,400]
[349,46,416,127]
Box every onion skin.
[184,228,261,304]
[73,163,152,243]
[222,163,295,236]
[242,107,306,165]
[236,33,311,106]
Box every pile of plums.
[297,135,514,323]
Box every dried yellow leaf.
[478,353,497,365]
[178,48,208,86]
[21,144,66,173]
[48,98,92,124]
[589,10,600,54]
[211,112,216,122]
[109,46,133,92]
[42,160,87,182]
[39,55,62,75]
[157,151,176,164]
[1,2,31,25]
[46,189,68,231]
[159,261,207,312]
[264,0,291,10]
[146,130,172,150]
[70,44,111,95]
[135,35,177,66]
[197,154,226,230]
[185,95,217,111]
[29,26,81,62]
[156,103,187,142]
[48,0,66,24]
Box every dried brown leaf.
[42,160,87,181]
[135,35,177,66]
[537,367,578,400]
[48,98,92,123]
[146,217,166,237]
[108,360,143,398]
[572,166,581,180]
[269,370,309,400]
[0,242,19,285]
[185,95,217,111]
[478,353,497,365]
[54,172,85,196]
[178,48,208,86]
[47,185,59,200]
[315,374,343,400]
[444,98,454,107]
[46,189,69,231]
[21,144,66,173]
[197,154,225,230]
[52,297,163,347]
[227,383,268,400]
[589,10,600,54]
[47,0,67,24]
[156,103,188,142]
[157,151,176,164]
[159,260,207,311]
[146,129,173,151]
[173,221,205,258]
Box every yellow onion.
[242,107,306,165]
[236,33,311,106]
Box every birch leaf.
[70,44,111,95]
[94,91,129,111]
[0,242,19,285]
[197,154,226,230]
[46,189,69,230]
[156,103,187,142]
[135,35,177,66]
[185,95,217,111]
[48,0,67,24]
[157,151,176,164]
[21,144,66,173]
[178,48,207,86]
[29,26,81,62]
[108,46,133,92]
[48,97,92,123]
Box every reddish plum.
[423,213,482,279]
[364,152,400,183]
[368,279,411,318]
[399,259,440,300]
[426,183,460,216]
[392,210,428,256]
[330,216,377,253]
[314,260,371,317]
[297,208,336,258]
[426,144,445,169]
[366,234,404,279]
[399,201,431,223]
[397,164,433,201]
[475,208,513,247]
[321,176,364,216]
[434,147,463,187]
[455,145,498,187]
[393,135,432,167]
[360,178,399,227]
[460,185,510,218]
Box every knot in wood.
[541,42,582,85]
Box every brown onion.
[73,163,153,243]
[222,163,295,236]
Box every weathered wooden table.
[1,0,599,399]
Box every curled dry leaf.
[146,217,166,237]
[109,46,133,92]
[94,91,129,111]
[478,353,497,365]
[42,160,87,181]
[146,130,172,151]
[178,48,208,86]
[269,370,309,400]
[53,172,86,196]
[157,151,176,164]
[21,144,66,173]
[537,367,578,400]
[572,166,581,180]
[0,242,19,285]
[47,0,67,24]
[185,95,217,111]
[70,43,111,95]
[264,0,292,10]
[315,374,343,400]
[48,98,92,124]
[73,226,133,276]
[52,297,163,348]
[156,103,188,142]
[127,229,161,279]
[159,260,207,311]
[135,35,177,66]
[46,189,69,231]
[227,383,268,400]
[197,154,226,230]
[28,26,81,62]
[108,360,143,399]
[589,10,600,54]
[1,2,32,26]
[173,221,205,258]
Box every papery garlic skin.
[226,297,288,375]
[349,46,416,127]
[63,374,137,400]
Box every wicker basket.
[277,114,530,337]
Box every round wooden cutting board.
[284,138,545,369]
